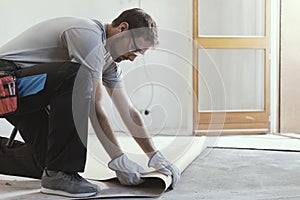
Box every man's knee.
[0,136,44,179]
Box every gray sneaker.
[41,170,99,198]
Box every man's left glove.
[148,151,181,189]
[108,154,147,186]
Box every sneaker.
[41,169,99,198]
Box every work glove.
[148,151,181,189]
[108,154,147,186]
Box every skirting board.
[0,135,207,199]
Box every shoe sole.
[41,187,97,198]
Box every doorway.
[193,0,270,135]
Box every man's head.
[106,8,158,62]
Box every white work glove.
[148,151,181,189]
[108,154,147,186]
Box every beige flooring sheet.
[0,135,206,199]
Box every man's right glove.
[148,151,181,189]
[108,154,147,186]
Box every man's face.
[108,31,152,63]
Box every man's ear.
[117,22,129,32]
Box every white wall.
[0,0,193,136]
[280,0,300,133]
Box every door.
[193,0,270,135]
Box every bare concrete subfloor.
[1,148,300,200]
[1,135,300,200]
[118,148,300,200]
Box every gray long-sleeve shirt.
[0,17,123,88]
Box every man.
[0,8,180,198]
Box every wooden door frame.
[193,0,270,135]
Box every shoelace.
[45,169,85,183]
[61,172,82,183]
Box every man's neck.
[106,24,114,38]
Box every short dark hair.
[112,8,158,47]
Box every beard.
[114,55,128,62]
[107,37,129,63]
[109,45,128,62]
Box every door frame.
[193,0,271,135]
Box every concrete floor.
[161,148,300,200]
[1,135,300,200]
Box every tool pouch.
[0,72,18,117]
[0,60,19,117]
